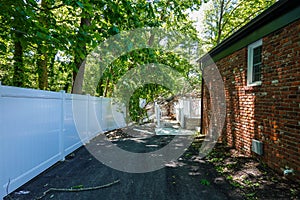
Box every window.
[247,39,262,86]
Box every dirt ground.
[4,124,300,200]
[204,144,300,200]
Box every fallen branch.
[36,179,120,199]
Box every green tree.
[2,0,30,87]
[71,0,204,94]
[0,0,203,95]
[203,0,276,49]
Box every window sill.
[245,81,262,91]
[247,81,262,87]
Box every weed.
[242,179,260,189]
[185,153,192,158]
[243,179,252,186]
[226,175,233,181]
[225,162,237,169]
[230,181,244,189]
[208,157,224,163]
[215,165,225,173]
[290,188,298,196]
[200,179,210,186]
[245,192,257,200]
[252,182,260,187]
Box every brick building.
[200,0,300,180]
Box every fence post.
[98,97,102,133]
[155,102,161,128]
[0,81,2,99]
[188,98,191,118]
[100,96,103,132]
[86,94,90,142]
[101,97,104,132]
[59,90,65,161]
[0,81,4,200]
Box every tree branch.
[221,0,245,30]
[222,9,262,39]
[36,179,120,200]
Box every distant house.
[200,0,300,181]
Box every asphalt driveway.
[5,128,242,200]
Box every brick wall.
[203,19,300,180]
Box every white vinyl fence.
[0,83,126,199]
[175,98,201,126]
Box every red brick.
[202,19,300,181]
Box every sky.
[189,1,212,38]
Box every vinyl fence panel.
[0,86,62,199]
[176,98,201,127]
[0,84,126,199]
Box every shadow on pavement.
[5,130,242,200]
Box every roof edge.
[200,0,300,63]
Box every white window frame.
[247,39,262,86]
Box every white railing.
[0,83,126,199]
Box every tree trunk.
[103,65,114,97]
[48,53,55,90]
[72,59,86,94]
[37,48,48,90]
[98,78,104,96]
[12,32,24,87]
[71,17,90,94]
[103,76,110,97]
[36,0,49,90]
[216,0,225,45]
